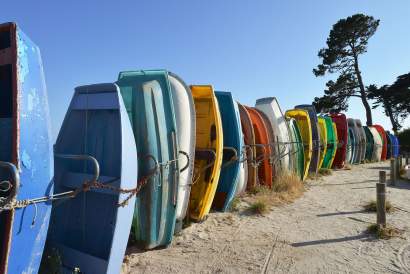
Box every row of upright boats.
[0,22,400,274]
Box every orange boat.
[238,103,257,190]
[256,109,277,180]
[245,106,273,188]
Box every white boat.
[369,126,383,162]
[168,72,196,232]
[255,97,291,174]
[235,101,247,195]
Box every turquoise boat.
[116,70,179,249]
[213,91,241,211]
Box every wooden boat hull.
[295,105,320,174]
[117,70,179,249]
[256,97,291,174]
[285,109,312,181]
[189,85,223,221]
[330,113,348,169]
[287,118,304,180]
[317,117,327,169]
[168,72,196,232]
[373,125,387,161]
[245,106,273,187]
[44,83,138,274]
[0,22,53,274]
[213,91,241,211]
[369,127,383,162]
[238,103,257,190]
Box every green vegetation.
[363,200,394,213]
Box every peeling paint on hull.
[0,22,53,274]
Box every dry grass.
[366,224,404,239]
[344,164,352,170]
[247,200,268,215]
[319,168,333,176]
[363,200,394,213]
[229,197,240,212]
[242,173,305,214]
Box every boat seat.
[54,244,108,274]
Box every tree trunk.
[353,54,373,126]
[384,99,399,134]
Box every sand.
[122,162,410,273]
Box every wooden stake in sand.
[390,158,396,185]
[377,171,387,228]
[398,155,402,173]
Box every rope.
[0,167,160,212]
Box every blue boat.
[294,104,320,174]
[386,132,393,159]
[213,91,241,211]
[0,22,53,274]
[43,83,138,273]
[392,135,399,158]
[116,70,179,249]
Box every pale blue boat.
[0,22,53,274]
[43,83,138,274]
[116,70,179,249]
[213,91,241,211]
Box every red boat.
[244,106,273,188]
[330,113,348,169]
[373,125,388,160]
[238,103,257,190]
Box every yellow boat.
[189,85,223,221]
[285,109,312,181]
[329,122,338,168]
[317,117,327,169]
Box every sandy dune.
[122,162,410,274]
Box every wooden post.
[390,158,396,185]
[398,155,403,170]
[406,153,409,165]
[377,171,386,228]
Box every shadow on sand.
[291,233,372,247]
[316,210,368,217]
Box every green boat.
[288,118,304,180]
[321,117,337,169]
[116,70,179,249]
[364,126,374,162]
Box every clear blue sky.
[2,1,410,139]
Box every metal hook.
[0,161,20,207]
[178,151,190,172]
[55,153,100,182]
[221,147,239,169]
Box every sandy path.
[122,162,410,274]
